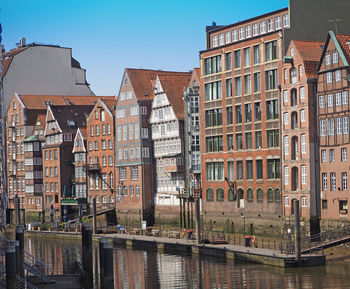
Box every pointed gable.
[72,128,86,153]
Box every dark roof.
[1,47,28,77]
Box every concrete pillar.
[93,198,97,234]
[15,226,24,278]
[294,199,301,262]
[102,242,114,289]
[195,199,201,244]
[6,245,16,289]
[82,224,93,288]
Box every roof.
[292,40,324,78]
[157,72,191,120]
[125,68,192,101]
[49,105,94,132]
[193,68,200,79]
[23,135,39,142]
[335,33,350,66]
[17,94,114,110]
[1,47,28,77]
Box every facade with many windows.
[318,32,350,220]
[281,40,323,224]
[150,72,191,208]
[200,9,287,215]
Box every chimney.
[19,37,26,47]
[212,21,216,27]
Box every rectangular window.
[328,94,333,107]
[236,160,243,180]
[335,70,341,82]
[204,81,222,101]
[300,110,305,122]
[267,130,279,147]
[131,166,138,180]
[226,106,233,125]
[275,16,281,29]
[225,53,232,71]
[246,160,253,179]
[327,72,332,83]
[243,47,250,66]
[342,91,349,105]
[337,118,343,135]
[265,41,277,61]
[330,172,336,191]
[322,173,327,190]
[119,167,126,180]
[267,159,280,179]
[284,166,289,185]
[244,74,251,95]
[268,18,274,32]
[232,29,238,42]
[246,25,251,38]
[255,131,262,149]
[284,136,289,155]
[283,14,289,27]
[235,105,242,123]
[234,50,241,68]
[319,95,325,108]
[219,33,224,46]
[204,55,222,75]
[227,134,234,150]
[329,149,335,162]
[341,148,347,162]
[236,133,243,150]
[343,117,349,134]
[320,120,326,136]
[284,112,289,125]
[342,172,347,191]
[265,69,278,90]
[245,103,252,122]
[206,136,223,152]
[225,31,231,44]
[253,23,258,36]
[260,21,266,34]
[206,162,224,181]
[245,132,252,149]
[266,99,279,119]
[301,197,307,208]
[301,165,307,185]
[226,78,232,97]
[253,72,261,92]
[239,27,244,40]
[254,102,261,121]
[228,161,234,180]
[336,92,342,106]
[325,54,331,66]
[205,108,222,127]
[256,160,263,179]
[253,45,260,64]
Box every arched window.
[267,188,273,202]
[291,167,298,191]
[290,68,297,84]
[247,188,253,202]
[101,109,105,122]
[257,188,263,202]
[228,187,235,201]
[291,88,297,106]
[275,188,281,202]
[216,188,224,201]
[291,112,298,129]
[291,136,299,160]
[206,188,214,201]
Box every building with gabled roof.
[150,72,191,209]
[317,31,350,220]
[281,40,323,233]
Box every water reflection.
[25,237,350,289]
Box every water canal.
[24,236,350,289]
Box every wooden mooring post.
[82,224,93,288]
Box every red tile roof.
[335,33,350,65]
[157,72,192,120]
[292,40,324,79]
[1,47,28,77]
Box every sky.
[1,0,288,96]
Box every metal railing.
[24,250,51,283]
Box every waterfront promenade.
[25,230,325,268]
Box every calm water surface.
[25,237,350,289]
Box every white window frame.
[342,91,349,105]
[320,120,326,136]
[300,109,305,122]
[319,95,325,108]
[322,173,327,191]
[284,166,289,185]
[341,148,347,162]
[342,172,348,191]
[335,70,341,82]
[321,150,327,163]
[301,197,307,208]
[328,94,333,107]
[326,72,332,83]
[301,134,306,154]
[252,24,258,36]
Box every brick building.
[86,99,116,209]
[150,72,191,209]
[115,69,160,222]
[281,40,323,227]
[317,32,350,220]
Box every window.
[102,156,107,166]
[319,95,325,108]
[301,165,307,185]
[265,41,277,61]
[326,72,332,83]
[204,55,222,75]
[253,23,258,36]
[216,188,224,201]
[206,162,224,181]
[141,106,147,115]
[95,110,98,119]
[267,159,280,179]
[228,161,234,180]
[226,106,233,125]
[301,197,307,208]
[90,126,94,136]
[300,110,305,122]
[243,48,250,66]
[342,91,348,105]
[254,102,261,121]
[236,160,243,180]
[333,52,339,64]
[119,167,126,180]
[102,174,107,190]
[225,53,232,71]
[343,117,349,134]
[266,99,279,119]
[283,14,289,27]
[219,33,224,46]
[320,120,326,136]
[328,94,334,107]
[268,18,274,32]
[275,188,281,202]
[235,105,242,123]
[299,65,303,78]
[342,173,348,191]
[322,199,328,209]
[341,148,347,162]
[204,81,222,101]
[247,188,253,202]
[267,188,274,202]
[301,134,306,154]
[284,197,289,207]
[325,54,331,66]
[329,149,335,162]
[256,160,263,179]
[239,27,244,40]
[136,185,140,196]
[246,25,251,38]
[284,136,289,155]
[226,78,232,97]
[283,90,288,104]
[131,166,138,180]
[234,50,241,68]
[260,21,266,34]
[290,68,297,84]
[246,160,253,179]
[232,30,238,42]
[337,117,343,135]
[321,149,327,163]
[255,131,262,149]
[335,70,341,82]
[227,134,234,150]
[330,172,336,191]
[284,166,289,185]
[236,133,243,150]
[205,136,223,152]
[108,140,113,149]
[212,35,218,47]
[206,188,214,201]
[254,72,261,92]
[267,129,279,148]
[108,155,113,166]
[245,132,252,149]
[300,87,305,100]
[265,69,278,90]
[245,103,252,122]
[244,74,251,94]
[257,188,263,202]
[225,31,231,44]
[205,108,222,127]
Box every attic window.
[290,48,294,56]
[124,78,128,84]
[67,120,76,127]
[66,99,72,105]
[44,101,52,106]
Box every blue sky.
[1,0,287,95]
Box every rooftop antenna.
[328,19,343,34]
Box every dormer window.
[101,109,105,122]
[290,48,294,56]
[13,102,17,110]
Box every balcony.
[86,164,101,173]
